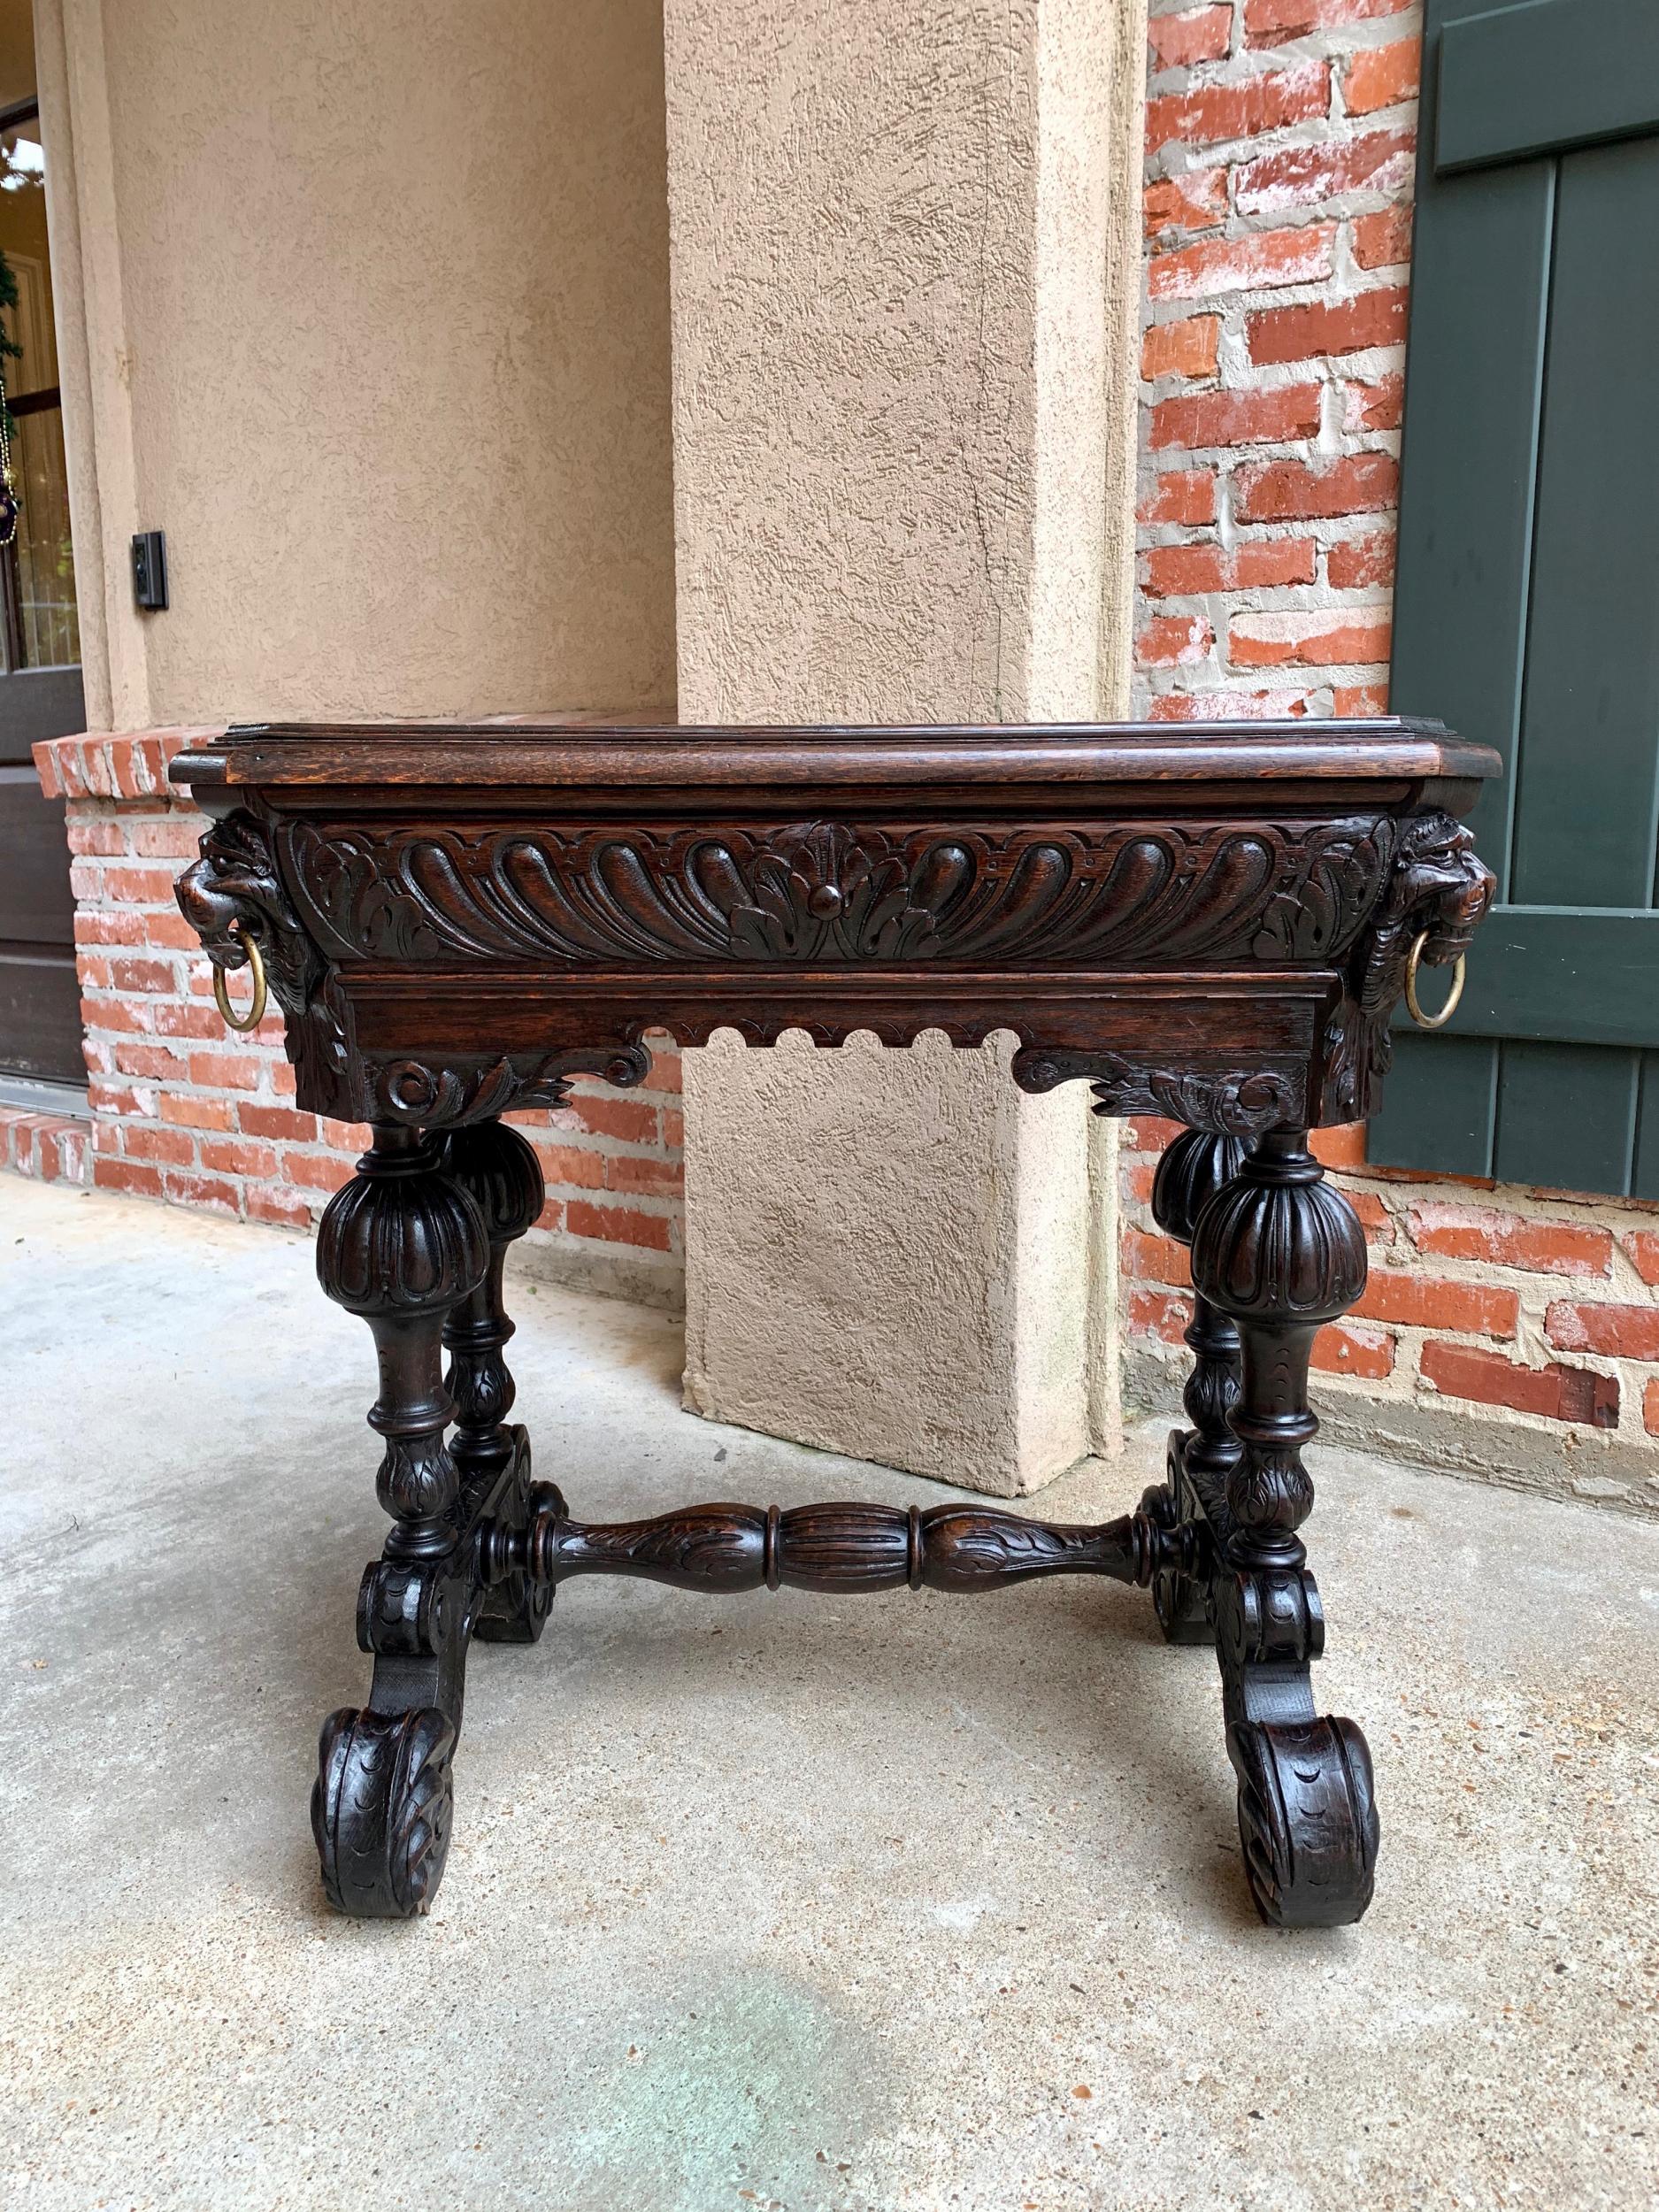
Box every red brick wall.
[1121,1118,1659,1494]
[1125,4,1659,1495]
[1137,0,1417,722]
[27,731,686,1302]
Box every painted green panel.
[1439,0,1659,173]
[1379,0,1659,1198]
[1388,173,1551,882]
[1629,1056,1659,1200]
[1631,1056,1659,1201]
[1491,1041,1639,1193]
[1509,138,1659,909]
[1371,0,1553,1178]
[1432,908,1659,1047]
[1370,1032,1495,1177]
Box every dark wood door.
[0,88,85,1087]
[0,664,84,1084]
[1376,0,1659,1196]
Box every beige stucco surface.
[38,0,677,730]
[666,0,1147,1493]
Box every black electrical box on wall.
[131,530,167,611]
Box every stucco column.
[664,0,1147,1493]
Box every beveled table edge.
[167,715,1502,793]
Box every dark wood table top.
[173,715,1495,807]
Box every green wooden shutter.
[1375,0,1659,1198]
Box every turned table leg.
[440,1120,550,1645]
[310,1124,489,1917]
[296,1114,1377,1931]
[1144,1129,1247,1642]
[1191,1129,1379,1929]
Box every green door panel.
[1373,0,1659,1198]
[1507,140,1659,909]
[1491,1042,1640,1195]
[1377,1033,1496,1179]
[1438,0,1659,173]
[1426,909,1659,1047]
[1633,1061,1659,1201]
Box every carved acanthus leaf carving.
[369,1044,652,1130]
[280,816,1397,971]
[1015,1049,1302,1137]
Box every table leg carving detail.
[300,1126,1378,1928]
[1145,1130,1247,1641]
[311,1125,489,1917]
[1191,1130,1379,1929]
[439,1120,550,1646]
[312,1705,456,1919]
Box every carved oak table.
[170,718,1496,1929]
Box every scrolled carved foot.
[1228,1715,1378,1930]
[1142,1434,1214,1647]
[311,1705,457,1918]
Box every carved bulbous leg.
[311,1125,489,1917]
[316,1126,490,1557]
[439,1119,550,1644]
[1143,1130,1246,1642]
[1190,1131,1379,1929]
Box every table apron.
[342,966,1338,1059]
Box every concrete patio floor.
[4,1174,1657,2212]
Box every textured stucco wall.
[666,0,1141,728]
[40,0,676,730]
[666,0,1147,1493]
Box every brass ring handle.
[1404,928,1465,1030]
[212,924,268,1033]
